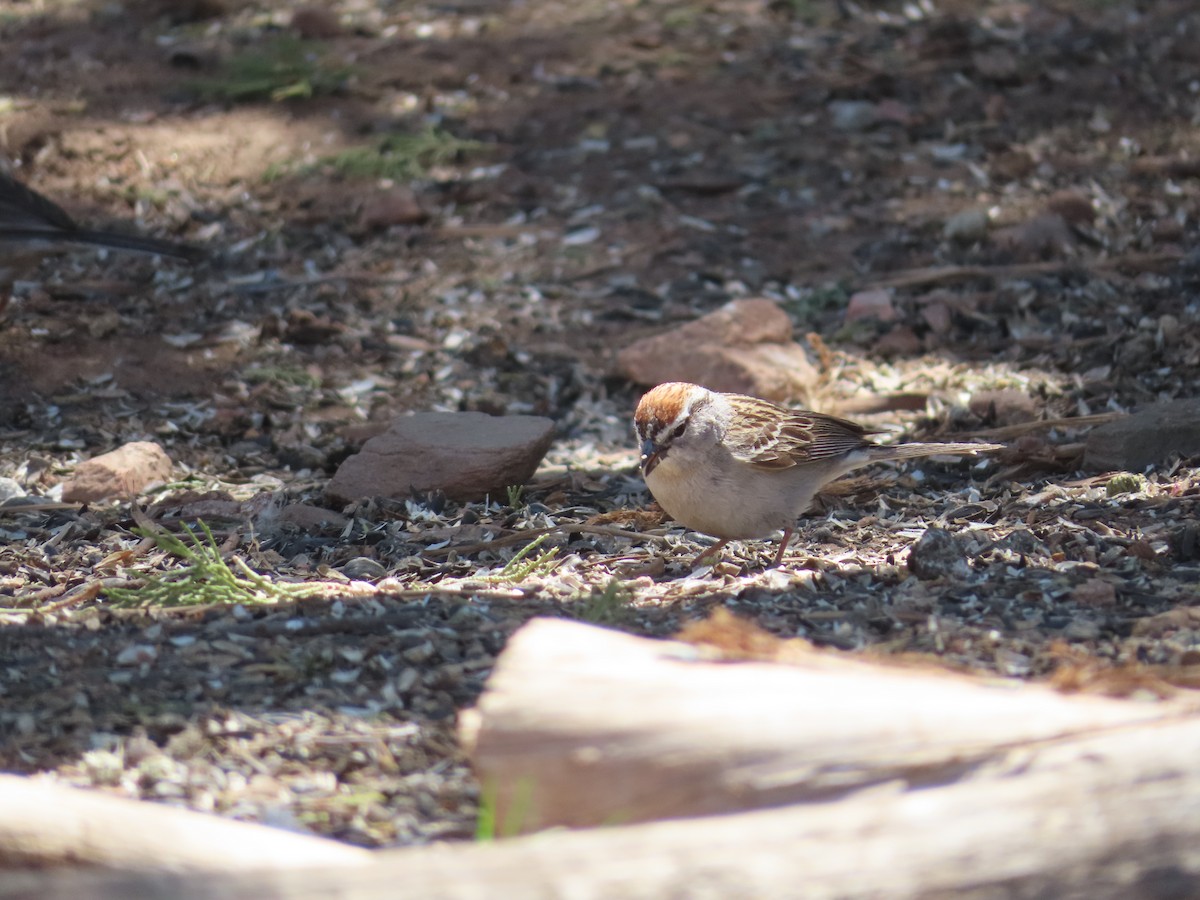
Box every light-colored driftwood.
[460,617,1200,831]
[0,774,370,873]
[8,715,1200,898]
[6,618,1200,897]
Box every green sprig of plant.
[485,533,559,583]
[475,776,536,842]
[782,281,850,324]
[574,578,632,626]
[194,36,353,104]
[241,365,321,388]
[105,521,321,607]
[264,126,483,183]
[505,484,525,510]
[1106,473,1145,497]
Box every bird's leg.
[771,528,795,568]
[691,539,730,567]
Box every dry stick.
[432,224,541,240]
[422,522,672,559]
[832,392,930,416]
[10,582,67,608]
[225,273,421,294]
[865,250,1182,290]
[33,579,115,614]
[956,411,1126,442]
[0,501,82,516]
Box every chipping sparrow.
[0,171,205,261]
[634,382,1002,567]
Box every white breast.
[645,450,822,540]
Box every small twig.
[833,393,931,416]
[432,224,541,240]
[5,578,132,617]
[225,272,420,294]
[35,579,118,614]
[865,251,1183,290]
[423,523,673,559]
[957,413,1125,442]
[0,501,83,516]
[12,583,67,607]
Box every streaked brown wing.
[801,412,872,460]
[725,396,871,469]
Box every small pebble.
[944,207,990,243]
[341,557,388,581]
[908,528,971,581]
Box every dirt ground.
[2,0,1200,849]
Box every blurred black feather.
[0,172,206,262]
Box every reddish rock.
[845,289,897,323]
[326,413,556,505]
[1046,190,1095,226]
[341,422,391,445]
[984,93,1008,124]
[276,503,350,531]
[173,498,246,521]
[920,302,953,336]
[993,213,1074,260]
[291,5,343,38]
[990,148,1034,180]
[617,298,818,402]
[1070,578,1117,607]
[872,325,921,356]
[62,442,173,503]
[359,188,429,230]
[1152,219,1184,243]
[282,309,345,345]
[1084,399,1200,472]
[874,99,912,126]
[972,47,1019,81]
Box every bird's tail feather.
[65,228,206,262]
[866,441,1003,462]
[0,227,206,262]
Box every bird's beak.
[640,438,663,476]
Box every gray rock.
[1083,399,1200,472]
[828,100,879,132]
[340,557,387,581]
[1062,618,1102,641]
[908,528,971,581]
[0,477,24,503]
[943,207,990,243]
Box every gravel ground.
[3,0,1200,848]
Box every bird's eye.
[671,421,687,439]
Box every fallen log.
[460,617,1200,831]
[7,713,1200,898]
[0,774,370,873]
[6,618,1200,897]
